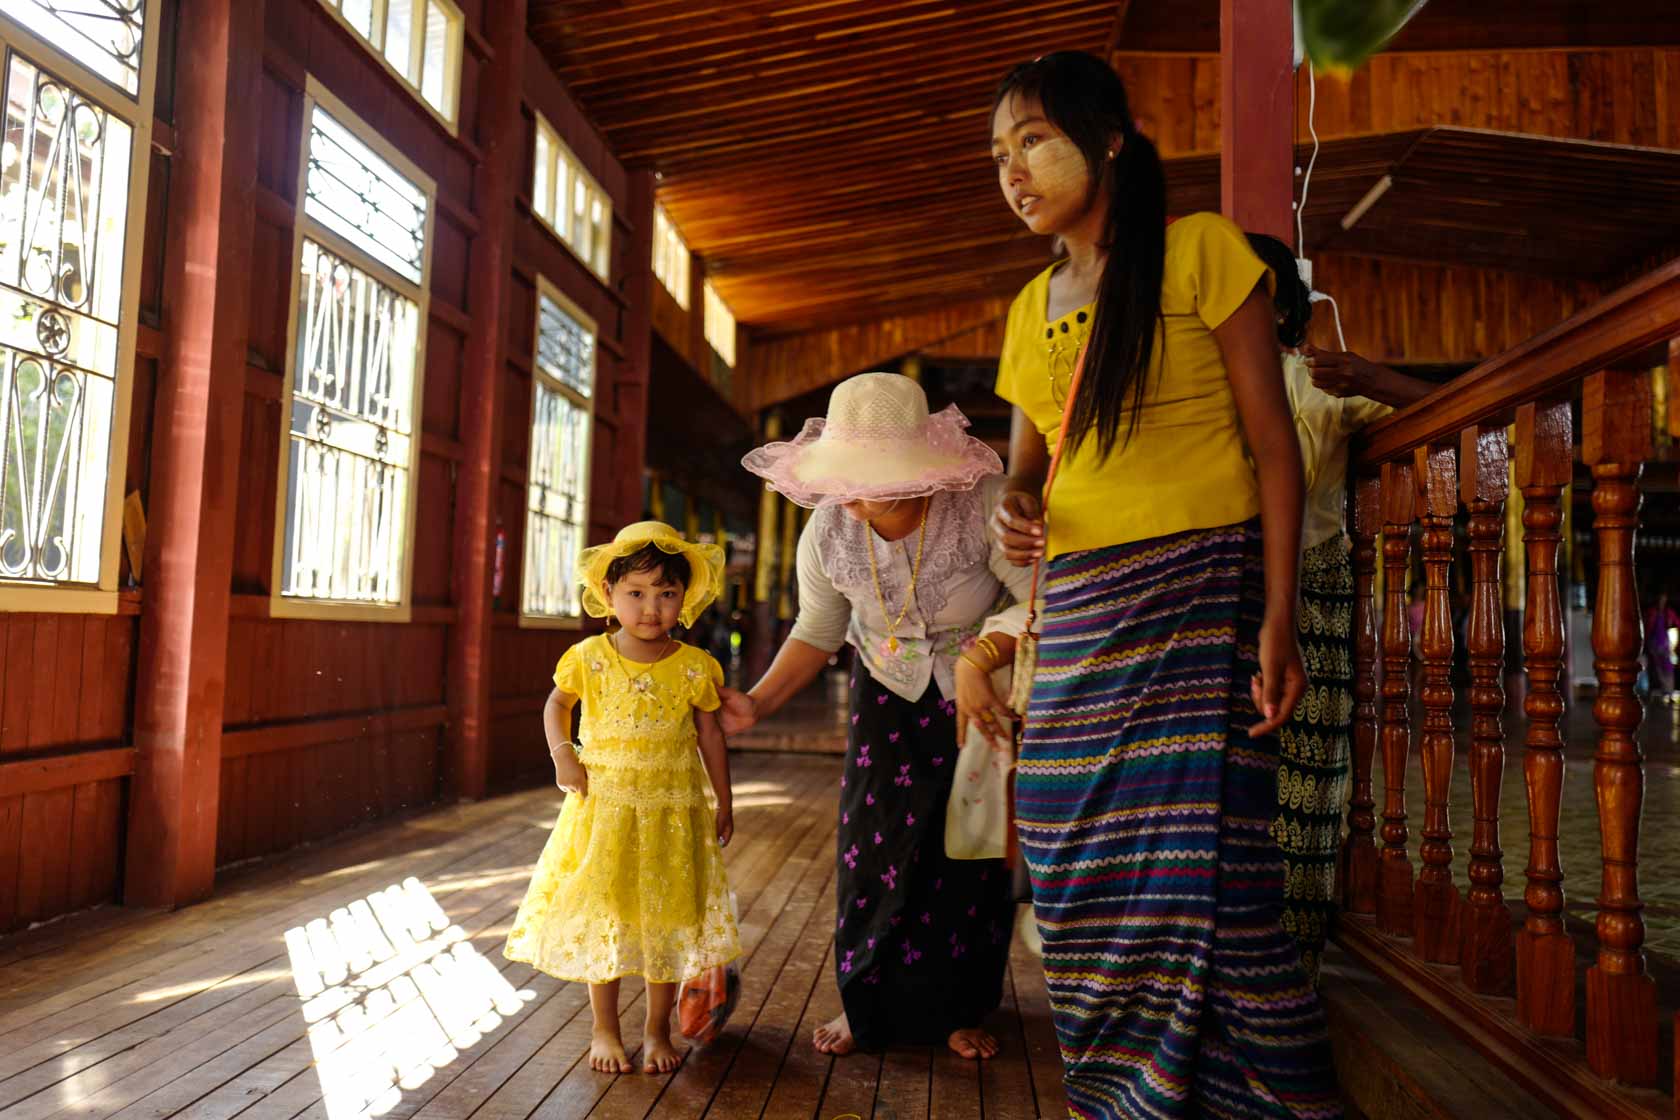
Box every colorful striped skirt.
[1015,521,1342,1120]
[1274,535,1355,986]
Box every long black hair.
[994,51,1167,458]
[1245,233,1313,349]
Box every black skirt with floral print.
[833,667,1014,1049]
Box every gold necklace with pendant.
[865,497,929,656]
[610,631,673,691]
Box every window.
[531,112,611,281]
[521,280,595,625]
[704,279,736,368]
[273,79,434,620]
[317,0,462,129]
[651,204,690,309]
[0,2,156,613]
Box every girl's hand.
[1248,614,1307,737]
[993,490,1044,566]
[717,687,758,735]
[955,656,1014,749]
[715,804,734,847]
[551,747,588,796]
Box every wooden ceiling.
[527,1,1680,336]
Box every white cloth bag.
[944,666,1014,861]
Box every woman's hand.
[717,687,758,735]
[1248,613,1307,737]
[551,746,588,796]
[992,490,1044,567]
[1302,345,1385,399]
[715,804,734,847]
[955,656,1015,749]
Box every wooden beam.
[445,0,528,802]
[125,0,266,909]
[1220,0,1295,242]
[0,748,138,800]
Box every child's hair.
[993,50,1167,460]
[606,543,691,590]
[1245,233,1313,349]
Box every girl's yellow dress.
[504,636,741,983]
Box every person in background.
[1647,591,1680,702]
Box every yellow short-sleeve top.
[995,211,1273,560]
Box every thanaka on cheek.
[1023,136,1090,196]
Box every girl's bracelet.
[548,740,576,758]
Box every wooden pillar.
[745,411,782,683]
[1582,369,1658,1085]
[444,0,527,801]
[1460,425,1514,995]
[125,0,265,908]
[1341,474,1381,917]
[1412,445,1460,962]
[777,498,797,622]
[1220,0,1295,242]
[618,168,658,526]
[1377,460,1416,937]
[1514,399,1575,1037]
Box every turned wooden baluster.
[1513,400,1574,1037]
[1411,445,1461,963]
[1377,460,1416,938]
[1340,474,1381,917]
[1582,369,1658,1086]
[1459,425,1513,994]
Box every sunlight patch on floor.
[285,877,534,1118]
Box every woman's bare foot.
[641,1026,683,1074]
[812,1012,856,1055]
[589,1027,632,1073]
[947,1027,999,1060]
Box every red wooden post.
[445,0,528,801]
[1514,399,1575,1037]
[1377,460,1416,938]
[1412,444,1461,963]
[1220,0,1296,242]
[1459,424,1514,994]
[1340,473,1381,916]
[1581,369,1658,1086]
[125,0,266,908]
[616,170,658,529]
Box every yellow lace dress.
[504,636,741,984]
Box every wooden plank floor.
[0,754,1065,1120]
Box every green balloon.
[1298,0,1429,74]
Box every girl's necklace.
[610,631,673,689]
[865,497,929,656]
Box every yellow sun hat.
[577,521,726,628]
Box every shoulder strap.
[1025,338,1092,627]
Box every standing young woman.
[988,52,1342,1118]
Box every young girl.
[504,521,740,1076]
[988,52,1342,1118]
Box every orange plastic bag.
[676,962,740,1045]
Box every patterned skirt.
[1014,521,1342,1120]
[1274,535,1355,985]
[834,672,1014,1049]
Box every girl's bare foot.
[812,1013,855,1055]
[589,1028,632,1073]
[947,1027,999,1060]
[641,1026,683,1074]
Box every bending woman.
[721,372,1029,1060]
[988,52,1342,1118]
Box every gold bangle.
[974,636,1002,664]
[959,651,994,675]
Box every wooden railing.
[1336,256,1680,1119]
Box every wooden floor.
[0,754,1066,1120]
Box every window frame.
[314,0,464,134]
[652,203,690,310]
[269,76,437,623]
[0,5,159,614]
[518,276,597,630]
[703,278,737,369]
[530,109,612,282]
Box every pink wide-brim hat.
[742,372,1003,509]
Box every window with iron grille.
[532,111,611,282]
[0,2,155,613]
[273,80,434,620]
[521,280,596,625]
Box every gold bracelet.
[974,636,1002,665]
[959,651,994,675]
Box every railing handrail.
[1351,255,1680,468]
